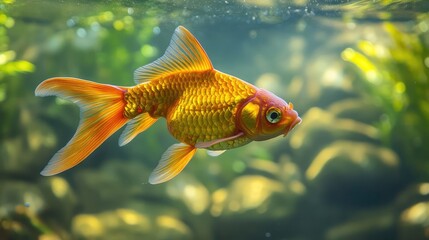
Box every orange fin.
[35,77,129,176]
[134,26,213,84]
[195,132,244,148]
[149,143,196,184]
[119,113,157,146]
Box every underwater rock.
[289,107,380,167]
[245,158,281,178]
[0,178,76,239]
[305,140,400,206]
[39,176,77,226]
[210,175,299,220]
[395,183,429,240]
[0,203,62,240]
[328,98,384,124]
[73,159,159,212]
[0,180,45,217]
[325,207,395,240]
[0,180,51,239]
[165,174,210,215]
[209,172,304,240]
[394,183,429,210]
[399,201,429,240]
[0,110,56,177]
[72,209,192,240]
[246,157,306,195]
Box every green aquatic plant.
[0,0,35,138]
[342,19,429,178]
[39,7,159,85]
[0,205,57,240]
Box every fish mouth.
[283,115,302,137]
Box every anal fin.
[149,143,196,184]
[119,113,157,146]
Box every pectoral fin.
[149,143,197,184]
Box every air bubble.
[76,28,87,38]
[127,8,134,15]
[153,26,161,35]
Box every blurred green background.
[1,0,429,239]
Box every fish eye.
[266,108,281,124]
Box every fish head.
[237,89,301,141]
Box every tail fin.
[35,77,129,176]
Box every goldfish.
[35,26,301,184]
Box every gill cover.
[238,98,261,138]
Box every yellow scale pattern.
[124,70,257,150]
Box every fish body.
[35,26,301,184]
[125,70,256,150]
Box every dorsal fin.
[134,26,213,84]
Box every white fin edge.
[207,150,226,157]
